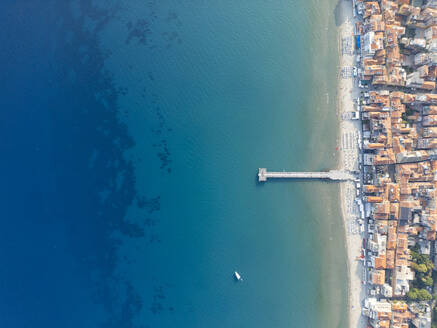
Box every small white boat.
[234,271,242,281]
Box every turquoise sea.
[0,1,347,327]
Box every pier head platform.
[258,168,355,182]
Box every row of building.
[352,0,437,327]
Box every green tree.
[408,288,433,301]
[417,289,433,301]
[422,276,433,287]
[411,262,428,273]
[407,288,419,301]
[426,260,434,272]
[419,263,429,273]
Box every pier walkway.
[258,168,355,182]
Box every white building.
[393,265,415,297]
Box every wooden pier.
[258,168,355,182]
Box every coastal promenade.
[258,168,355,182]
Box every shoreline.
[337,1,366,328]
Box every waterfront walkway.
[258,168,355,182]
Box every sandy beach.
[337,1,367,328]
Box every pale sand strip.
[337,1,367,328]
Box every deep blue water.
[0,1,346,327]
[0,2,136,326]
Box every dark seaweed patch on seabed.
[125,3,182,48]
[123,5,184,174]
[125,33,177,173]
[51,1,166,326]
[126,19,151,46]
[138,87,173,173]
[124,0,158,48]
[135,195,161,241]
[148,285,174,316]
[124,8,183,173]
[137,195,160,214]
[152,107,172,173]
[150,93,173,173]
